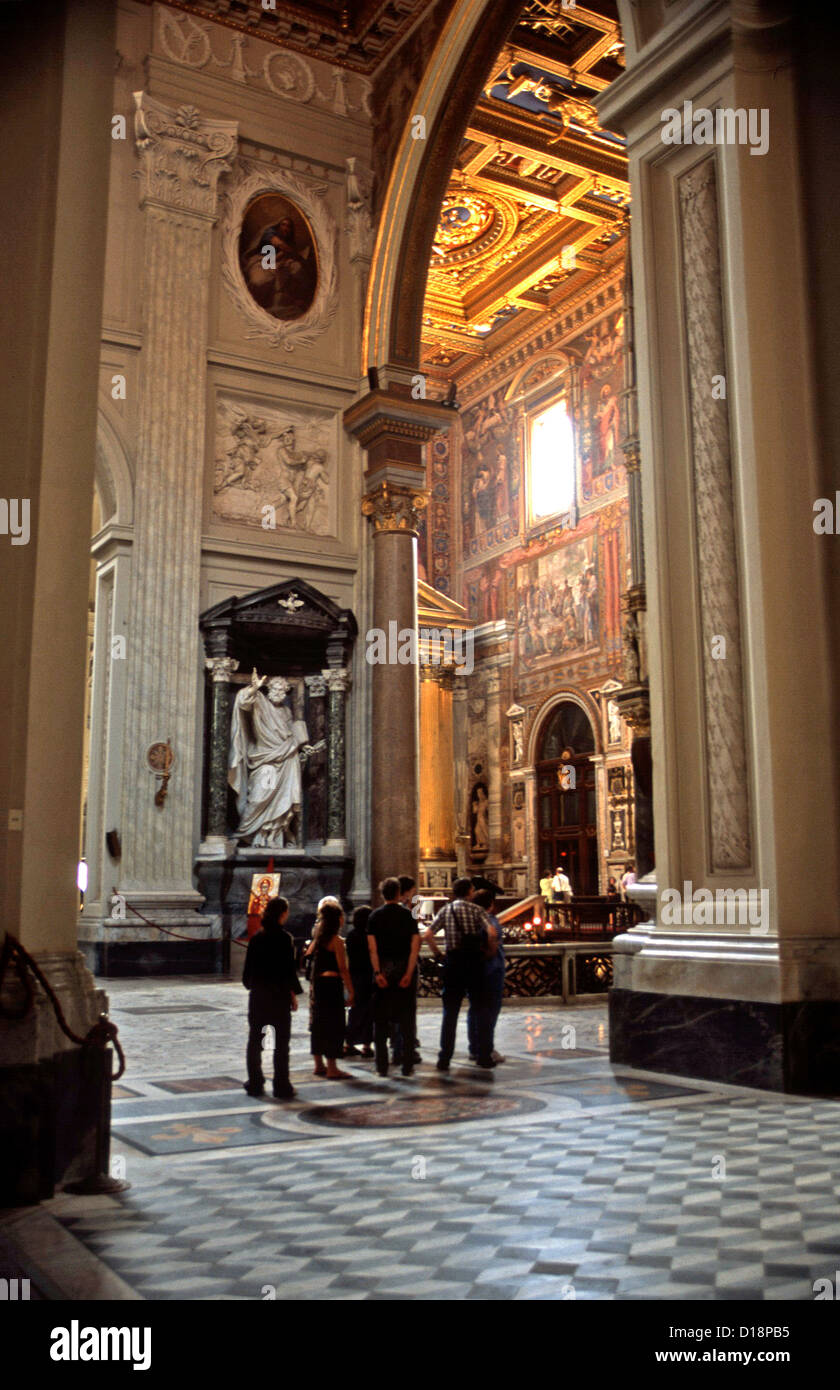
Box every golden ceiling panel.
[421,1,627,377]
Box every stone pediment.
[417,579,473,631]
[200,579,356,669]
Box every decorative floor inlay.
[154,1076,243,1094]
[298,1092,546,1129]
[112,1112,315,1156]
[534,1078,699,1106]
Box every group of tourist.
[241,875,506,1101]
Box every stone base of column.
[78,894,222,979]
[610,925,840,1095]
[610,986,840,1095]
[0,951,114,1206]
[322,838,349,856]
[197,835,236,860]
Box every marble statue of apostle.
[228,671,309,847]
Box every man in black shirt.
[243,895,302,1099]
[366,877,421,1077]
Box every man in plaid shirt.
[429,878,497,1071]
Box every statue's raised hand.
[250,667,267,691]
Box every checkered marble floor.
[39,979,840,1301]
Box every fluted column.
[202,655,239,850]
[117,95,237,917]
[323,666,350,849]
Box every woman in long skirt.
[305,901,354,1079]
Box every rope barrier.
[122,900,248,947]
[0,931,125,1080]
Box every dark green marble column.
[204,656,239,845]
[323,666,350,849]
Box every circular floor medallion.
[297,1091,545,1129]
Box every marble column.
[419,665,456,861]
[201,655,239,853]
[362,482,425,894]
[323,666,350,851]
[344,390,454,900]
[116,94,237,925]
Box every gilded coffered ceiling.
[422,0,628,376]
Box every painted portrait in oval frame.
[238,193,318,322]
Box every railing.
[417,940,616,1002]
[497,893,640,942]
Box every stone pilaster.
[452,679,471,879]
[599,1,840,1093]
[473,620,514,871]
[117,95,237,921]
[521,765,538,894]
[484,665,504,867]
[322,666,350,849]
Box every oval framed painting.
[238,193,318,322]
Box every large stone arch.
[363,0,525,376]
[95,404,134,528]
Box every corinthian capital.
[205,656,239,683]
[321,667,351,693]
[133,92,238,219]
[361,481,428,534]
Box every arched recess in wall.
[529,692,603,892]
[528,689,603,767]
[95,405,134,529]
[363,0,525,375]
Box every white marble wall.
[82,0,375,942]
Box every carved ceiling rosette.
[220,158,339,352]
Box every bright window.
[529,399,575,523]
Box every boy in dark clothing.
[243,896,302,1099]
[367,877,421,1077]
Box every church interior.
[2,0,840,1322]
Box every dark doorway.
[536,701,599,894]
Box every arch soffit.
[527,688,604,766]
[95,403,134,529]
[363,0,525,374]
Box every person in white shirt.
[551,866,572,902]
[620,861,637,898]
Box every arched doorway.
[535,701,599,894]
